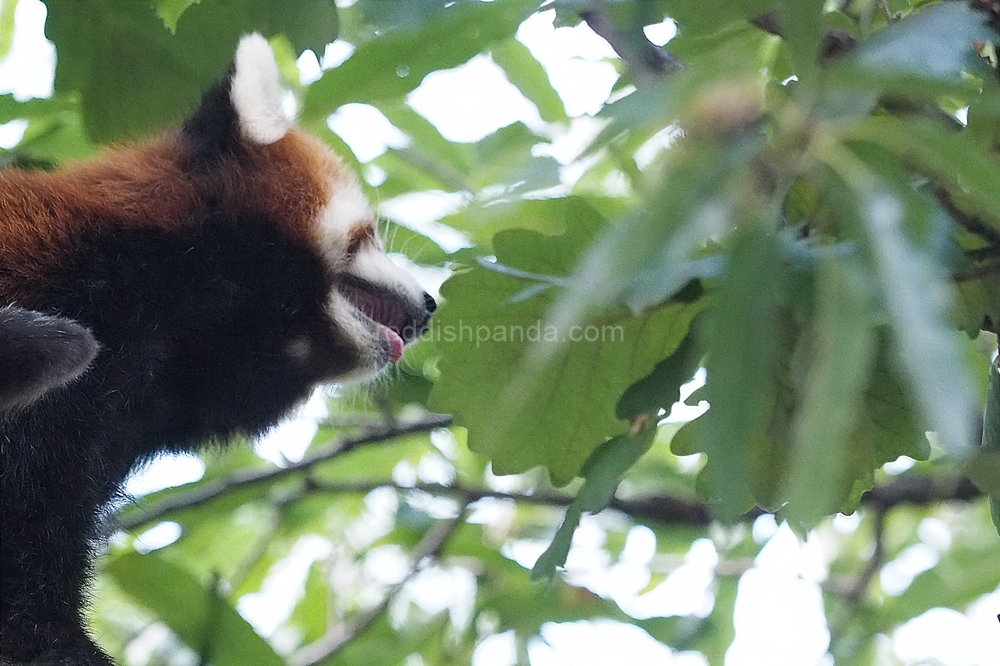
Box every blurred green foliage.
[3,0,1000,664]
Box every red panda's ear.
[0,307,98,410]
[181,34,289,158]
[230,34,291,145]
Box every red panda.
[0,34,435,666]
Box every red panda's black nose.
[403,293,435,343]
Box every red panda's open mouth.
[338,277,410,362]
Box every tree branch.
[114,413,453,532]
[846,506,887,604]
[120,467,984,534]
[858,474,982,509]
[289,501,470,666]
[954,262,1000,283]
[578,8,681,82]
[750,10,857,63]
[937,186,1000,249]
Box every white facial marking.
[317,180,372,269]
[316,173,430,379]
[231,33,291,145]
[349,246,426,304]
[316,177,425,301]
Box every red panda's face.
[0,34,434,393]
[225,34,434,381]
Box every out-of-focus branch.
[121,468,985,535]
[114,413,453,531]
[937,187,1000,249]
[954,262,1000,283]
[578,8,682,82]
[290,502,469,666]
[750,10,857,63]
[859,474,982,509]
[971,0,1000,33]
[846,506,887,604]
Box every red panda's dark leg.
[0,473,114,666]
[0,310,108,664]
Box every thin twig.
[290,501,470,666]
[115,414,453,531]
[937,187,1000,249]
[954,262,1000,283]
[967,246,1000,262]
[846,507,887,605]
[578,8,682,81]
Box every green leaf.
[9,107,95,163]
[778,0,825,82]
[374,119,558,200]
[44,0,338,142]
[302,0,532,122]
[321,610,430,666]
[771,331,928,518]
[839,2,997,82]
[984,356,1000,537]
[492,37,568,124]
[859,186,977,456]
[956,277,1000,337]
[0,94,75,122]
[984,356,1000,455]
[531,427,656,581]
[615,317,705,422]
[0,93,95,163]
[289,562,329,644]
[785,253,875,524]
[844,117,1000,235]
[439,190,597,250]
[428,198,705,484]
[0,0,17,60]
[819,143,979,457]
[154,0,199,31]
[649,0,775,37]
[696,228,783,519]
[853,339,930,467]
[105,552,284,666]
[551,137,754,329]
[353,0,467,36]
[377,100,474,179]
[463,122,560,193]
[686,576,738,663]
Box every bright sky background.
[2,1,999,665]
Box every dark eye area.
[346,223,377,256]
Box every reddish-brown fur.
[0,128,342,302]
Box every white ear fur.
[230,33,291,145]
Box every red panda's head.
[1,34,433,404]
[183,34,436,382]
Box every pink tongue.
[385,327,404,363]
